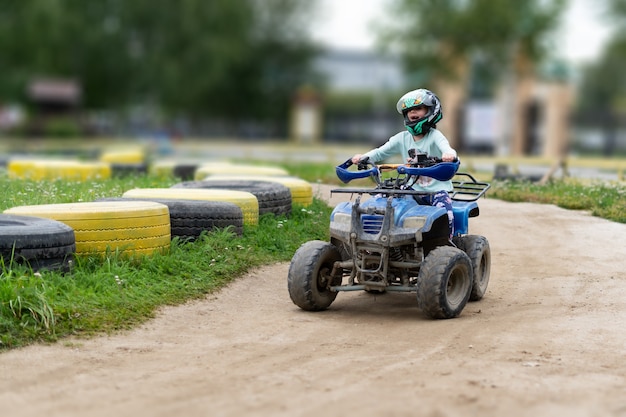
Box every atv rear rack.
[451,173,491,201]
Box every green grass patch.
[279,161,340,185]
[0,173,332,350]
[488,179,626,223]
[0,174,178,210]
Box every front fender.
[400,204,448,232]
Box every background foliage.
[0,0,318,122]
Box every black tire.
[123,188,258,226]
[172,164,199,181]
[0,214,76,272]
[171,180,292,216]
[288,240,342,311]
[110,163,148,177]
[416,246,473,319]
[96,197,244,239]
[453,235,491,301]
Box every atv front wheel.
[416,246,473,319]
[288,240,342,311]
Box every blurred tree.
[575,37,626,154]
[380,0,566,90]
[575,0,626,155]
[0,0,318,124]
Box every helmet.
[396,88,443,136]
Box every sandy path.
[1,184,625,417]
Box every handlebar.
[335,155,460,184]
[335,158,379,184]
[397,160,459,180]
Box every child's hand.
[442,153,456,162]
[351,154,363,164]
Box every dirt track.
[1,184,625,417]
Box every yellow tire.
[149,160,178,178]
[7,159,111,181]
[203,175,313,206]
[6,158,45,178]
[4,201,170,258]
[122,188,259,226]
[194,163,289,180]
[99,149,145,164]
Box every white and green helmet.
[396,88,443,136]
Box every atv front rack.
[330,188,427,197]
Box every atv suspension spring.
[390,247,403,262]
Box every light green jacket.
[364,129,457,192]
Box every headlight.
[332,212,351,227]
[403,216,426,229]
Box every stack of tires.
[170,180,292,216]
[4,201,171,260]
[1,160,312,272]
[96,197,245,240]
[99,145,148,177]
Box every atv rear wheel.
[416,246,473,319]
[288,240,342,311]
[453,235,491,301]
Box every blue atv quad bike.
[288,152,491,319]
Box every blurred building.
[313,49,405,144]
[436,58,576,158]
[26,78,82,137]
[316,48,576,158]
[314,49,405,92]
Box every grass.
[0,162,624,350]
[487,179,626,224]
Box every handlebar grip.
[357,156,371,170]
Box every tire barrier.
[122,188,259,226]
[7,159,112,181]
[149,160,201,180]
[5,201,171,258]
[0,214,76,272]
[172,164,199,181]
[193,163,289,180]
[202,175,313,206]
[99,146,147,177]
[110,163,149,178]
[99,148,145,164]
[96,197,244,239]
[171,180,292,216]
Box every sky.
[310,0,614,65]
